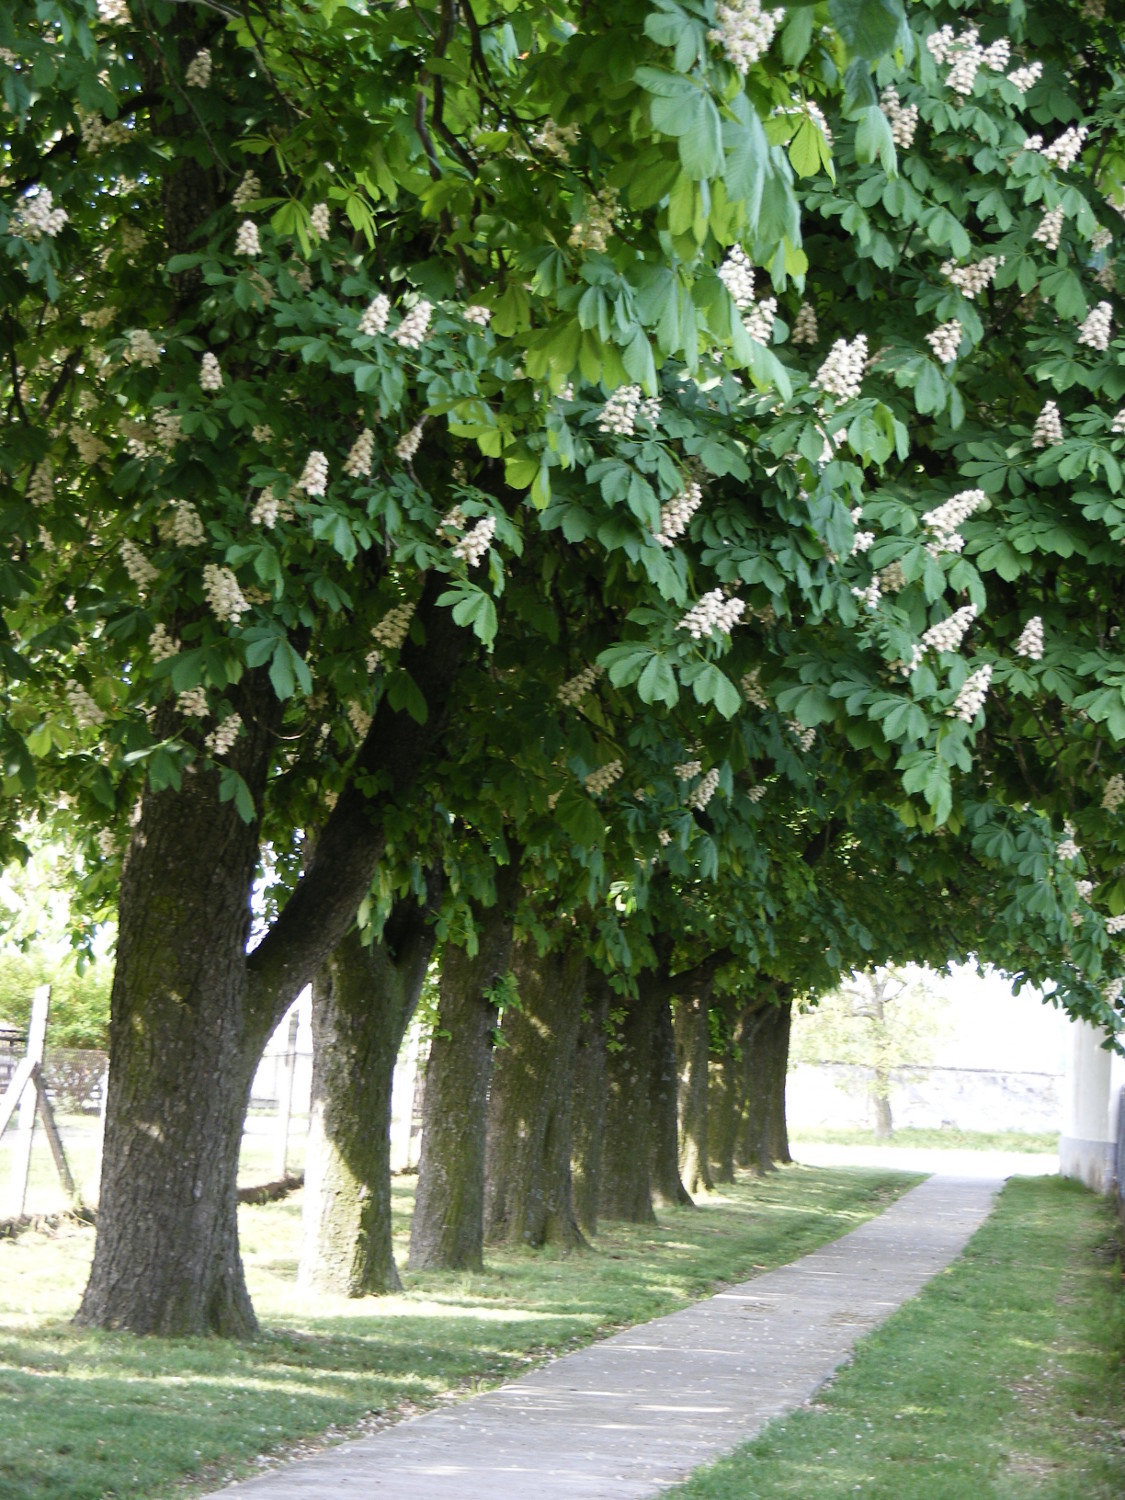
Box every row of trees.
[2,0,1124,1333]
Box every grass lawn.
[664,1175,1125,1499]
[789,1125,1058,1153]
[0,1165,916,1500]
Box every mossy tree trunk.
[600,978,658,1223]
[736,989,793,1174]
[483,940,587,1250]
[299,880,439,1296]
[571,970,611,1238]
[650,985,692,1208]
[408,866,520,1272]
[675,978,715,1197]
[708,993,744,1185]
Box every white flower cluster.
[250,492,279,528]
[1106,915,1125,937]
[927,25,983,96]
[852,578,882,612]
[200,352,223,390]
[298,450,329,496]
[27,463,53,507]
[344,428,375,477]
[791,301,818,344]
[67,681,105,728]
[372,601,415,653]
[464,304,492,327]
[1015,615,1044,659]
[926,319,962,363]
[70,425,107,465]
[1069,909,1084,929]
[922,487,985,553]
[252,424,273,444]
[585,759,623,796]
[921,602,979,655]
[149,623,178,661]
[97,0,130,22]
[395,420,426,462]
[177,687,209,719]
[1042,126,1087,171]
[348,702,372,739]
[708,0,784,75]
[202,564,249,623]
[599,385,642,436]
[1094,263,1117,291]
[1092,226,1114,253]
[981,37,1010,70]
[1034,206,1065,251]
[558,663,605,707]
[879,560,907,592]
[8,187,68,242]
[657,828,672,846]
[534,121,580,159]
[741,666,769,708]
[1057,820,1080,861]
[718,245,756,308]
[96,828,118,860]
[235,220,260,256]
[359,294,391,336]
[394,300,433,350]
[1113,409,1125,435]
[1102,774,1125,812]
[654,481,703,546]
[941,256,1003,298]
[232,172,260,210]
[568,185,620,255]
[184,49,212,87]
[813,334,867,401]
[439,504,466,534]
[689,767,720,811]
[77,108,130,153]
[1076,879,1095,900]
[120,539,157,591]
[638,395,662,427]
[1032,401,1063,448]
[204,714,242,757]
[951,663,992,721]
[787,718,816,752]
[675,759,702,780]
[743,297,777,345]
[879,86,919,150]
[124,329,161,366]
[170,500,205,546]
[452,514,496,567]
[310,202,330,239]
[1008,61,1043,93]
[677,589,745,639]
[747,783,767,803]
[850,528,875,556]
[1102,977,1123,1005]
[1078,300,1113,351]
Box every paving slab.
[207,1174,1001,1500]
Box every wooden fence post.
[272,1009,301,1180]
[7,985,50,1219]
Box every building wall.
[787,1061,1061,1134]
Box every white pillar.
[1059,1018,1122,1192]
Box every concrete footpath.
[209,1174,1001,1500]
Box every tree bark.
[600,979,657,1223]
[675,979,714,1197]
[736,995,793,1173]
[78,575,466,1336]
[708,994,742,1185]
[299,885,438,1297]
[571,970,610,1238]
[483,940,587,1250]
[650,985,693,1208]
[408,867,520,1272]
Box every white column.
[1059,1018,1117,1192]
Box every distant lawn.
[0,1164,918,1500]
[665,1175,1125,1500]
[791,1125,1058,1153]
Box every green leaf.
[638,653,679,707]
[218,768,256,823]
[829,0,906,60]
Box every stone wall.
[788,1062,1061,1134]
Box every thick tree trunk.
[675,980,714,1197]
[299,889,436,1296]
[600,980,658,1223]
[483,941,586,1250]
[408,873,519,1272]
[708,995,742,1185]
[571,971,610,1238]
[75,696,279,1337]
[873,1082,893,1140]
[736,996,793,1173]
[650,985,692,1208]
[765,999,793,1165]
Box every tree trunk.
[736,996,793,1173]
[571,971,610,1238]
[299,888,437,1296]
[650,985,692,1208]
[75,695,279,1337]
[765,998,793,1165]
[483,941,586,1250]
[600,979,658,1223]
[408,871,519,1272]
[708,995,742,1185]
[873,1072,893,1140]
[675,980,714,1197]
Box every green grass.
[0,1166,916,1500]
[791,1125,1058,1153]
[664,1176,1125,1499]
